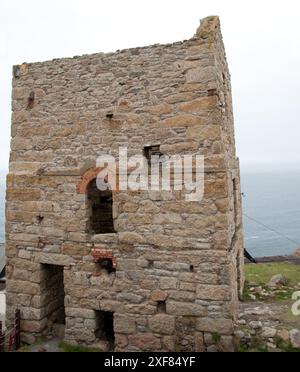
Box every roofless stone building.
[5,16,244,351]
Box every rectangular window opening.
[144,145,162,162]
[95,311,115,348]
[87,179,115,235]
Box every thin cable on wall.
[243,213,300,248]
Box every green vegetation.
[239,337,300,353]
[212,333,221,344]
[239,262,300,352]
[274,336,300,353]
[58,341,102,353]
[243,262,300,302]
[18,346,31,353]
[245,262,300,286]
[35,336,48,345]
[238,336,268,353]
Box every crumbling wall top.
[196,16,220,39]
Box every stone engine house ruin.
[6,16,244,351]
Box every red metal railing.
[0,310,21,353]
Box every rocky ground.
[236,301,300,352]
[18,339,103,353]
[234,262,300,352]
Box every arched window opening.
[87,179,115,235]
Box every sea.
[241,171,300,258]
[0,171,299,258]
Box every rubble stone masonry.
[6,16,244,351]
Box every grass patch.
[242,283,253,301]
[35,336,48,345]
[278,343,300,353]
[17,336,48,352]
[58,341,102,353]
[274,336,300,353]
[212,333,221,345]
[18,346,30,353]
[243,262,300,302]
[212,333,221,344]
[245,262,300,287]
[239,336,300,353]
[250,336,268,352]
[243,283,296,302]
[238,336,269,353]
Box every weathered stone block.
[162,115,202,128]
[186,67,215,84]
[6,280,40,296]
[128,333,161,351]
[195,332,205,352]
[114,314,136,334]
[21,319,47,333]
[65,308,95,319]
[196,318,233,335]
[167,302,207,317]
[179,96,217,113]
[159,278,178,290]
[151,289,168,302]
[115,334,129,349]
[162,336,176,352]
[149,315,175,335]
[196,285,231,301]
[119,232,145,245]
[117,292,144,304]
[35,253,75,267]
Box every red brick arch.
[76,168,104,194]
[76,167,119,194]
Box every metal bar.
[0,320,4,353]
[15,309,21,350]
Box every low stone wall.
[246,256,300,265]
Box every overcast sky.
[1,0,300,173]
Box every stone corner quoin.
[6,15,244,352]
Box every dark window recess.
[97,259,116,275]
[87,179,115,234]
[27,91,35,110]
[95,311,115,347]
[208,88,217,96]
[148,260,154,269]
[37,215,44,224]
[157,301,167,314]
[222,73,226,85]
[144,145,162,162]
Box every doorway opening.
[41,264,66,337]
[95,311,115,348]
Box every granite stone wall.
[6,16,244,351]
